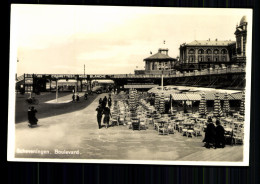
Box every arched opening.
[213,49,219,54]
[188,49,195,54]
[198,49,204,54]
[206,49,212,54]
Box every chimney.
[215,38,218,41]
[209,38,210,41]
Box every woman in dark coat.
[203,117,216,148]
[215,120,225,148]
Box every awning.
[171,94,188,101]
[204,93,215,100]
[186,94,201,101]
[229,93,243,100]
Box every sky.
[11,5,252,76]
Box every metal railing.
[22,67,245,80]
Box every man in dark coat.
[203,117,216,148]
[215,120,225,148]
[103,106,111,128]
[102,96,107,108]
[28,106,38,125]
[96,105,103,129]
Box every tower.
[234,16,247,57]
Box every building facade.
[135,48,177,75]
[177,16,247,72]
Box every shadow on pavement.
[15,92,100,123]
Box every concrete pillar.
[195,48,198,63]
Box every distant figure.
[99,98,103,105]
[102,96,107,108]
[215,120,225,148]
[108,96,112,108]
[72,94,75,102]
[203,116,216,148]
[103,106,111,128]
[76,93,79,102]
[28,106,38,125]
[84,92,88,100]
[96,105,103,129]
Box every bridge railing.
[21,67,245,80]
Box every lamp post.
[56,78,58,103]
[161,70,164,92]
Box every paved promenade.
[14,93,243,162]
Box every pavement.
[14,93,244,163]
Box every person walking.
[102,96,107,108]
[72,93,75,102]
[103,106,112,128]
[215,119,225,148]
[108,95,112,109]
[203,116,216,148]
[28,106,38,125]
[99,98,103,105]
[76,94,80,102]
[96,105,103,129]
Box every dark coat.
[96,106,103,117]
[215,125,225,143]
[103,107,111,123]
[28,108,38,124]
[102,97,107,107]
[204,122,216,144]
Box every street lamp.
[55,77,59,103]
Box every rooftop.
[184,40,236,46]
[144,52,175,61]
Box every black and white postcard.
[8,5,252,166]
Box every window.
[188,49,195,54]
[189,56,194,62]
[222,57,226,61]
[221,49,227,54]
[207,57,211,61]
[198,49,204,54]
[199,56,203,62]
[214,57,218,62]
[206,49,212,54]
[213,49,219,54]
